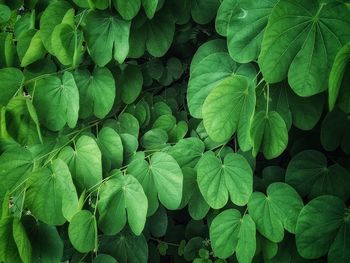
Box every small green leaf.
[118,64,143,104]
[0,68,24,107]
[248,182,303,242]
[113,0,141,20]
[250,111,288,159]
[68,210,97,253]
[17,29,46,67]
[0,4,11,24]
[12,218,32,263]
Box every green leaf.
[39,1,73,54]
[32,72,79,131]
[51,23,83,66]
[0,32,16,68]
[85,10,131,66]
[141,128,168,150]
[74,67,116,119]
[210,209,256,261]
[295,195,347,260]
[259,0,350,96]
[0,68,24,107]
[0,4,11,24]
[150,152,183,210]
[202,75,256,149]
[248,182,303,242]
[329,42,350,110]
[286,150,350,200]
[188,51,256,119]
[17,29,46,67]
[68,210,97,253]
[98,173,148,235]
[0,217,21,263]
[149,205,168,237]
[215,0,238,36]
[100,229,148,263]
[250,111,288,159]
[113,0,141,20]
[191,0,220,24]
[197,151,253,209]
[12,218,32,263]
[93,254,118,263]
[22,216,64,263]
[227,0,278,63]
[26,159,79,225]
[106,112,140,138]
[0,147,33,198]
[142,0,159,19]
[118,64,143,104]
[97,127,124,169]
[58,135,102,191]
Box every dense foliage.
[1,0,350,262]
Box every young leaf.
[68,210,97,253]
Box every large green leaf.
[191,0,220,24]
[32,72,79,131]
[329,42,350,110]
[51,23,83,66]
[286,150,350,200]
[259,0,350,96]
[68,210,97,253]
[26,159,79,225]
[85,10,131,66]
[0,68,24,107]
[0,217,22,263]
[210,209,256,261]
[58,135,102,191]
[202,75,256,149]
[17,29,46,67]
[250,111,288,159]
[12,218,32,263]
[39,1,73,54]
[248,182,303,242]
[215,0,238,36]
[0,147,33,198]
[227,0,278,63]
[188,51,255,119]
[74,67,116,119]
[98,173,148,235]
[296,195,348,262]
[113,0,141,20]
[197,151,253,209]
[118,64,143,105]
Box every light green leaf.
[329,42,350,110]
[0,32,16,68]
[118,64,143,104]
[250,111,288,159]
[39,1,72,54]
[296,195,347,260]
[227,0,278,63]
[202,75,256,149]
[58,135,102,191]
[17,29,46,67]
[215,0,238,36]
[150,152,183,210]
[142,0,159,19]
[0,217,21,263]
[113,0,141,20]
[197,151,253,209]
[105,112,140,138]
[259,0,350,96]
[286,150,350,201]
[248,182,303,242]
[51,23,83,66]
[0,68,24,107]
[68,210,97,253]
[152,114,176,132]
[74,67,116,119]
[0,4,11,24]
[32,72,79,131]
[85,10,130,66]
[26,159,79,225]
[12,218,32,263]
[97,127,123,170]
[98,173,148,235]
[141,128,168,150]
[188,51,256,119]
